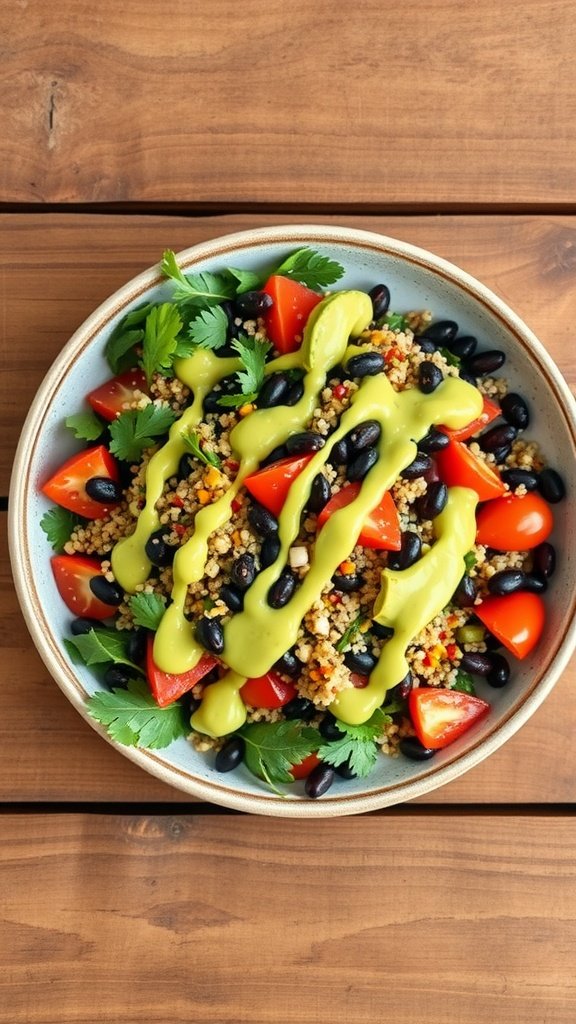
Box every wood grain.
[1,813,575,1023]
[1,2,576,206]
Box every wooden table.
[2,3,575,1021]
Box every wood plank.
[1,2,576,206]
[1,813,575,1022]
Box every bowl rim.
[9,223,576,816]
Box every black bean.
[178,453,195,480]
[70,616,99,635]
[230,553,256,591]
[183,692,202,716]
[285,431,325,455]
[334,757,358,780]
[478,423,517,454]
[220,300,237,333]
[348,420,381,452]
[145,530,176,568]
[449,335,477,360]
[484,633,503,651]
[248,502,279,537]
[500,468,539,491]
[401,452,433,480]
[215,736,245,773]
[387,672,413,702]
[538,468,566,503]
[257,373,291,409]
[283,696,315,722]
[305,763,335,798]
[417,429,450,454]
[260,444,289,468]
[500,392,530,430]
[274,648,301,678]
[523,574,548,594]
[491,443,512,465]
[369,283,391,320]
[467,349,506,376]
[308,473,331,514]
[459,369,478,388]
[85,476,122,504]
[417,481,448,520]
[486,653,510,688]
[285,380,305,405]
[417,337,438,353]
[331,572,364,592]
[234,290,273,319]
[104,664,131,689]
[459,651,494,677]
[387,531,422,571]
[371,622,394,640]
[418,360,444,394]
[89,575,123,606]
[488,569,530,596]
[267,568,297,609]
[327,364,345,383]
[453,574,477,607]
[344,650,378,674]
[329,436,350,465]
[347,447,378,482]
[260,535,281,568]
[196,615,225,655]
[346,351,385,378]
[421,319,459,345]
[126,628,147,664]
[319,714,345,741]
[533,542,556,579]
[399,737,436,761]
[220,584,244,613]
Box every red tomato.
[290,752,321,780]
[435,438,505,502]
[409,687,490,749]
[262,275,323,353]
[317,483,401,551]
[87,368,148,421]
[42,445,120,520]
[51,554,120,619]
[439,396,501,442]
[240,672,297,709]
[474,592,545,659]
[146,635,219,708]
[244,455,313,516]
[476,492,553,550]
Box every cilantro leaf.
[109,403,177,462]
[180,429,221,468]
[440,347,461,368]
[383,312,408,332]
[218,335,272,408]
[65,628,142,673]
[128,592,167,631]
[335,612,364,654]
[87,678,189,749]
[187,304,229,351]
[273,247,344,289]
[240,721,319,791]
[161,250,236,309]
[123,303,157,327]
[140,303,183,384]
[317,709,390,778]
[40,506,80,552]
[65,410,104,441]
[453,670,476,695]
[463,550,477,571]
[222,267,262,294]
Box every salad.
[40,246,565,798]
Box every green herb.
[140,302,183,384]
[181,429,221,468]
[273,247,344,289]
[128,592,167,631]
[317,708,391,778]
[40,507,80,552]
[65,628,142,672]
[87,678,189,748]
[218,335,272,407]
[335,613,364,654]
[383,312,408,332]
[222,266,262,294]
[440,347,461,368]
[187,304,229,351]
[109,403,177,462]
[453,670,476,696]
[65,410,104,441]
[240,721,319,795]
[463,550,477,571]
[105,303,154,373]
[161,250,236,309]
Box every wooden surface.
[2,3,576,1022]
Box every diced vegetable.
[146,635,219,708]
[435,439,505,502]
[439,396,501,442]
[240,672,298,709]
[42,445,121,520]
[317,483,401,551]
[408,687,490,749]
[87,368,149,421]
[51,554,119,619]
[244,455,313,516]
[474,592,545,659]
[476,492,553,550]
[262,275,323,353]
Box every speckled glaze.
[9,225,576,816]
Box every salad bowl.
[9,224,576,816]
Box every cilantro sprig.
[240,721,319,796]
[218,335,272,408]
[317,706,399,778]
[187,304,229,351]
[40,507,80,552]
[87,679,189,749]
[64,628,142,673]
[180,429,221,468]
[128,592,167,631]
[160,251,236,309]
[140,303,183,384]
[109,403,177,462]
[65,410,104,442]
[272,247,344,289]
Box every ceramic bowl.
[9,225,576,816]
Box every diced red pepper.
[439,396,501,442]
[240,671,297,709]
[262,275,323,354]
[146,635,219,708]
[244,455,313,516]
[317,483,401,552]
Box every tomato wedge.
[476,492,553,550]
[290,752,321,780]
[42,444,120,520]
[317,483,401,551]
[409,687,490,749]
[244,455,313,516]
[51,554,120,619]
[262,275,323,353]
[146,635,219,708]
[240,671,297,709]
[474,592,545,659]
[87,368,148,421]
[439,396,501,442]
[435,439,505,502]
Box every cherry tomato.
[408,687,490,749]
[87,368,148,421]
[435,438,505,502]
[474,592,545,659]
[290,752,321,780]
[475,492,554,550]
[317,483,401,551]
[262,275,323,353]
[439,396,501,442]
[244,455,313,516]
[42,444,120,520]
[51,554,119,620]
[240,671,297,709]
[146,635,219,708]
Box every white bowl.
[9,225,576,816]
